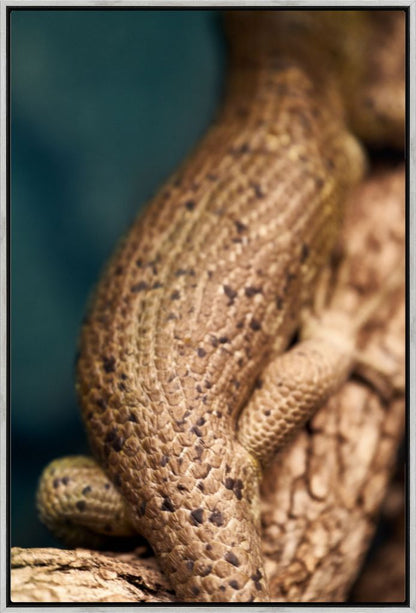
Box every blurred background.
[11,8,225,548]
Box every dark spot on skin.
[61,476,69,486]
[204,381,212,389]
[225,477,243,500]
[82,485,92,496]
[152,281,163,289]
[167,312,176,321]
[219,586,226,592]
[197,347,206,358]
[201,565,213,577]
[138,500,147,517]
[238,143,250,154]
[76,500,86,512]
[234,479,244,500]
[135,258,143,267]
[225,551,241,567]
[160,455,169,467]
[264,410,271,417]
[192,586,200,596]
[251,183,265,198]
[104,428,117,443]
[232,378,240,389]
[255,378,263,389]
[131,281,148,293]
[207,270,213,279]
[186,560,194,571]
[210,336,218,347]
[197,417,205,426]
[301,243,310,263]
[276,296,284,310]
[185,200,195,211]
[219,336,229,344]
[177,483,188,492]
[96,398,107,412]
[229,580,240,590]
[197,481,205,492]
[105,428,124,452]
[223,285,237,305]
[190,508,204,525]
[245,286,262,298]
[161,496,175,512]
[216,411,222,418]
[202,395,207,405]
[102,356,116,373]
[250,318,261,331]
[251,569,263,590]
[196,384,203,393]
[225,477,235,491]
[170,290,180,300]
[206,544,212,551]
[190,426,203,438]
[118,382,126,392]
[128,412,137,422]
[234,220,247,234]
[104,483,110,490]
[209,510,224,527]
[53,478,60,489]
[175,268,188,276]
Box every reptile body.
[37,11,404,602]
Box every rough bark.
[11,162,405,603]
[349,462,406,603]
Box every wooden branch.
[11,163,405,603]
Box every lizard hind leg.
[236,329,354,469]
[37,456,138,549]
[237,261,404,469]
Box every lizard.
[36,10,405,602]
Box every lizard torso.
[75,14,365,601]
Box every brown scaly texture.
[36,11,404,602]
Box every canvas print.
[10,7,406,604]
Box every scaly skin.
[37,11,404,602]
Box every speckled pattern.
[37,11,404,602]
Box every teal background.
[11,9,225,547]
